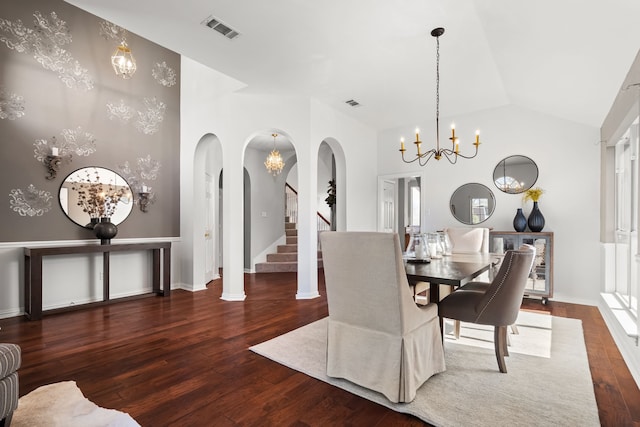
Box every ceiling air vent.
[203,16,240,40]
[345,99,361,107]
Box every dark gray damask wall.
[0,0,180,242]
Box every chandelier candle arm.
[398,27,483,166]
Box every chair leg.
[503,328,510,357]
[510,324,519,335]
[494,325,508,373]
[454,319,461,339]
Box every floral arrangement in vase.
[523,187,545,232]
[71,169,128,220]
[523,187,544,203]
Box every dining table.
[404,253,495,304]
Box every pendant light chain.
[435,34,440,152]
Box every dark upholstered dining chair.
[437,245,535,373]
[320,231,446,403]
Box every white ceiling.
[66,0,640,143]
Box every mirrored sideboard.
[489,231,554,304]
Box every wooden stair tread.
[258,220,322,273]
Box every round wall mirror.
[493,155,538,194]
[59,167,133,228]
[450,183,496,225]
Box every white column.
[221,141,246,301]
[296,135,320,299]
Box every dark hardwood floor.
[1,272,639,426]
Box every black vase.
[513,208,527,232]
[94,217,118,245]
[527,201,545,232]
[85,217,99,229]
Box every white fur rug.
[12,381,139,427]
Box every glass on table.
[406,233,428,259]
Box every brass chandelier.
[399,27,481,166]
[264,133,285,176]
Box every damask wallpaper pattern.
[0,0,180,242]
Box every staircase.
[255,220,323,273]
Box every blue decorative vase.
[527,201,545,232]
[513,208,527,232]
[94,217,118,245]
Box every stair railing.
[285,183,331,231]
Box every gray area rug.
[12,381,140,427]
[250,311,600,427]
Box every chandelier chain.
[435,34,440,151]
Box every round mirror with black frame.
[59,167,133,229]
[450,183,496,225]
[493,155,538,194]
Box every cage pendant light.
[264,133,285,176]
[111,38,137,79]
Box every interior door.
[218,170,224,269]
[383,180,395,233]
[204,172,215,283]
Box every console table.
[24,242,171,321]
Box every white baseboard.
[220,292,246,301]
[174,282,208,292]
[296,291,321,300]
[0,308,22,320]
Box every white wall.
[378,104,601,304]
[180,57,377,301]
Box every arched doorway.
[318,138,346,232]
[192,134,223,290]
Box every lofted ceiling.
[66,0,640,141]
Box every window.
[613,117,639,336]
[471,198,489,224]
[410,185,421,226]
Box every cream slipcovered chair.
[438,245,536,373]
[320,231,446,403]
[0,343,21,427]
[444,227,490,254]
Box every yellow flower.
[523,187,544,202]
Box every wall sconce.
[43,144,72,180]
[118,155,161,213]
[137,185,154,212]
